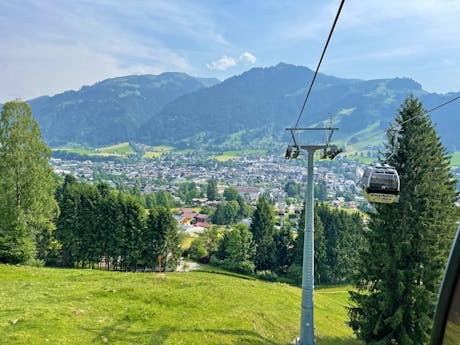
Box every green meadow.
[0,265,360,345]
[143,146,174,159]
[100,143,134,154]
[53,142,134,158]
[213,149,267,162]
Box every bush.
[26,258,44,268]
[189,238,208,260]
[209,257,254,276]
[256,270,279,282]
[286,264,302,285]
[237,261,255,275]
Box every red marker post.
[158,255,163,272]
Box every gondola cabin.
[361,165,400,204]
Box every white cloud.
[239,52,257,64]
[206,52,256,71]
[206,55,237,70]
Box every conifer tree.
[144,207,181,270]
[206,178,219,201]
[250,196,276,270]
[292,204,327,284]
[273,225,294,273]
[349,96,458,344]
[55,176,81,267]
[119,194,144,271]
[0,100,58,264]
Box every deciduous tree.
[0,100,58,264]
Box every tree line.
[53,175,181,271]
[189,196,366,284]
[0,101,181,270]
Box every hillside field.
[53,142,134,158]
[0,265,360,345]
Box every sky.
[1,0,460,102]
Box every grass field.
[143,152,162,159]
[100,143,133,154]
[143,146,174,159]
[0,265,360,345]
[53,142,134,158]
[213,154,239,162]
[53,148,96,155]
[213,149,267,162]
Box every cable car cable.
[399,94,460,126]
[288,0,345,150]
[291,0,345,130]
[357,94,460,143]
[360,94,460,204]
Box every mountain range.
[23,63,460,152]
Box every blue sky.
[1,0,459,102]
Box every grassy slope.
[143,146,174,159]
[0,265,360,345]
[213,149,267,162]
[100,143,133,154]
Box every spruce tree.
[206,178,219,201]
[144,207,180,270]
[292,204,328,285]
[349,96,458,344]
[212,203,226,225]
[119,194,144,271]
[250,196,276,271]
[55,175,81,267]
[273,225,294,273]
[0,100,58,264]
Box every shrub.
[209,257,254,276]
[189,238,208,260]
[256,270,279,282]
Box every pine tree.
[144,207,180,270]
[55,175,81,267]
[349,96,458,344]
[273,225,294,273]
[0,100,58,264]
[78,184,101,267]
[250,196,276,271]
[292,204,327,284]
[206,178,219,201]
[119,194,144,271]
[211,203,226,225]
[316,204,365,284]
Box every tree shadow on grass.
[84,321,283,344]
[315,335,362,345]
[83,318,361,344]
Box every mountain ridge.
[17,63,460,151]
[28,73,219,147]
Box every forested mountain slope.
[23,63,460,151]
[29,73,219,147]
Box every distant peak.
[387,77,422,90]
[274,62,313,71]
